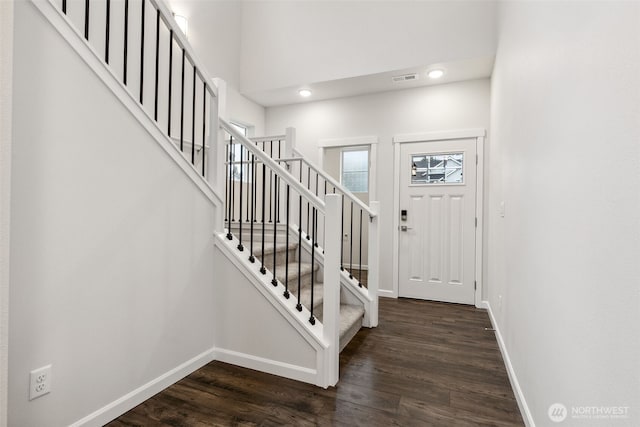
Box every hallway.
[109,298,523,426]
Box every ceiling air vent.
[392,73,419,83]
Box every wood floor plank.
[108,298,523,426]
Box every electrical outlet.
[29,365,52,400]
[498,295,503,312]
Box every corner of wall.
[0,0,13,424]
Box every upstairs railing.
[50,0,217,178]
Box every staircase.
[32,0,380,391]
[232,223,366,352]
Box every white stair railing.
[220,119,342,385]
[249,128,380,327]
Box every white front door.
[398,139,477,304]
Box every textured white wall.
[489,1,640,425]
[166,0,266,131]
[166,0,241,88]
[266,79,491,296]
[9,2,216,425]
[240,1,497,93]
[0,1,13,425]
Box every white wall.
[489,2,640,425]
[227,85,265,135]
[212,246,317,374]
[0,1,13,425]
[9,2,216,425]
[266,79,491,296]
[166,0,266,133]
[166,0,241,89]
[240,1,497,93]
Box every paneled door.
[398,139,477,304]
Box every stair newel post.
[322,194,342,387]
[260,160,267,275]
[358,209,363,287]
[309,207,316,325]
[283,127,296,229]
[314,173,319,248]
[237,143,244,251]
[366,201,380,327]
[340,194,345,271]
[248,152,255,263]
[271,174,278,286]
[296,171,303,312]
[306,166,311,240]
[226,135,234,241]
[268,141,273,223]
[349,201,354,279]
[276,141,281,223]
[284,184,290,299]
[210,78,226,234]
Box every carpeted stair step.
[258,241,298,269]
[338,304,365,352]
[296,283,324,310]
[274,262,318,289]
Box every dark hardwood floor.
[108,298,523,426]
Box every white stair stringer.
[214,232,336,388]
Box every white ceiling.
[243,56,495,108]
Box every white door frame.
[317,135,378,201]
[392,129,485,307]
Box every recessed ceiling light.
[299,89,312,97]
[427,69,444,79]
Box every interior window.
[341,149,369,193]
[228,123,251,182]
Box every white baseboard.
[485,302,535,427]
[377,289,397,298]
[70,349,215,427]
[213,347,318,386]
[476,300,489,309]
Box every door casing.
[392,129,485,307]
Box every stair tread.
[297,284,324,309]
[275,262,317,280]
[339,303,365,338]
[247,241,297,255]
